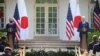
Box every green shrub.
[25,50,75,56]
[88,29,100,44]
[0,29,7,41]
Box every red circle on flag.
[74,16,81,28]
[21,16,28,29]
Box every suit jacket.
[88,41,97,51]
[77,21,89,33]
[6,23,17,33]
[6,22,17,38]
[77,21,89,46]
[93,43,100,54]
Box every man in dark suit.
[6,18,17,49]
[88,35,98,52]
[0,37,7,52]
[93,36,100,55]
[2,47,13,56]
[77,16,89,49]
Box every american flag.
[66,4,74,40]
[93,0,100,29]
[13,4,20,40]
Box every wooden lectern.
[81,27,88,50]
[77,21,90,56]
[6,19,17,49]
[78,27,89,56]
[7,28,14,49]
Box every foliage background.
[0,29,7,41]
[88,29,100,44]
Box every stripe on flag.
[66,4,74,40]
[93,0,100,29]
[13,4,20,40]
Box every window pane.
[53,7,57,12]
[0,7,4,28]
[36,0,45,3]
[36,18,40,23]
[48,7,57,17]
[41,29,44,34]
[49,7,52,12]
[53,28,57,34]
[53,13,57,17]
[0,0,4,3]
[48,28,56,34]
[36,7,45,34]
[49,24,56,29]
[36,13,40,17]
[36,0,57,3]
[41,24,44,28]
[41,7,44,12]
[53,0,57,3]
[36,24,41,28]
[41,18,45,23]
[48,0,57,3]
[49,18,52,23]
[49,13,52,17]
[49,24,52,28]
[36,29,41,34]
[53,24,57,28]
[36,0,40,3]
[41,0,45,3]
[48,28,52,34]
[36,7,40,12]
[48,7,57,34]
[53,18,57,23]
[41,13,44,17]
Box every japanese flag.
[70,0,81,41]
[17,0,29,40]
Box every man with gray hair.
[77,16,89,49]
[6,18,17,49]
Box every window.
[36,7,45,34]
[48,7,57,34]
[36,0,57,4]
[0,0,4,3]
[35,0,58,36]
[0,0,5,29]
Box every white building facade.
[0,0,96,41]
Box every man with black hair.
[88,35,98,52]
[93,36,100,55]
[0,37,7,52]
[2,47,13,56]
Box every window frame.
[35,0,58,36]
[0,0,4,3]
[0,1,5,29]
